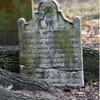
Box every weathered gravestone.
[18,0,84,86]
[0,0,32,45]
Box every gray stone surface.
[0,0,32,45]
[18,0,84,86]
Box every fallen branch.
[0,88,51,100]
[0,69,58,94]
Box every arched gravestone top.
[18,0,84,86]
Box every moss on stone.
[55,30,75,68]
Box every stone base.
[22,68,84,86]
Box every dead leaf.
[96,37,100,40]
[82,24,91,28]
[65,14,73,18]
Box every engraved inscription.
[18,0,84,86]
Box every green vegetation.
[88,80,93,86]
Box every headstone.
[0,0,32,45]
[18,0,84,86]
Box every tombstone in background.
[0,0,32,45]
[18,0,84,86]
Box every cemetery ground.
[60,0,99,51]
[0,44,99,100]
[0,0,99,100]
